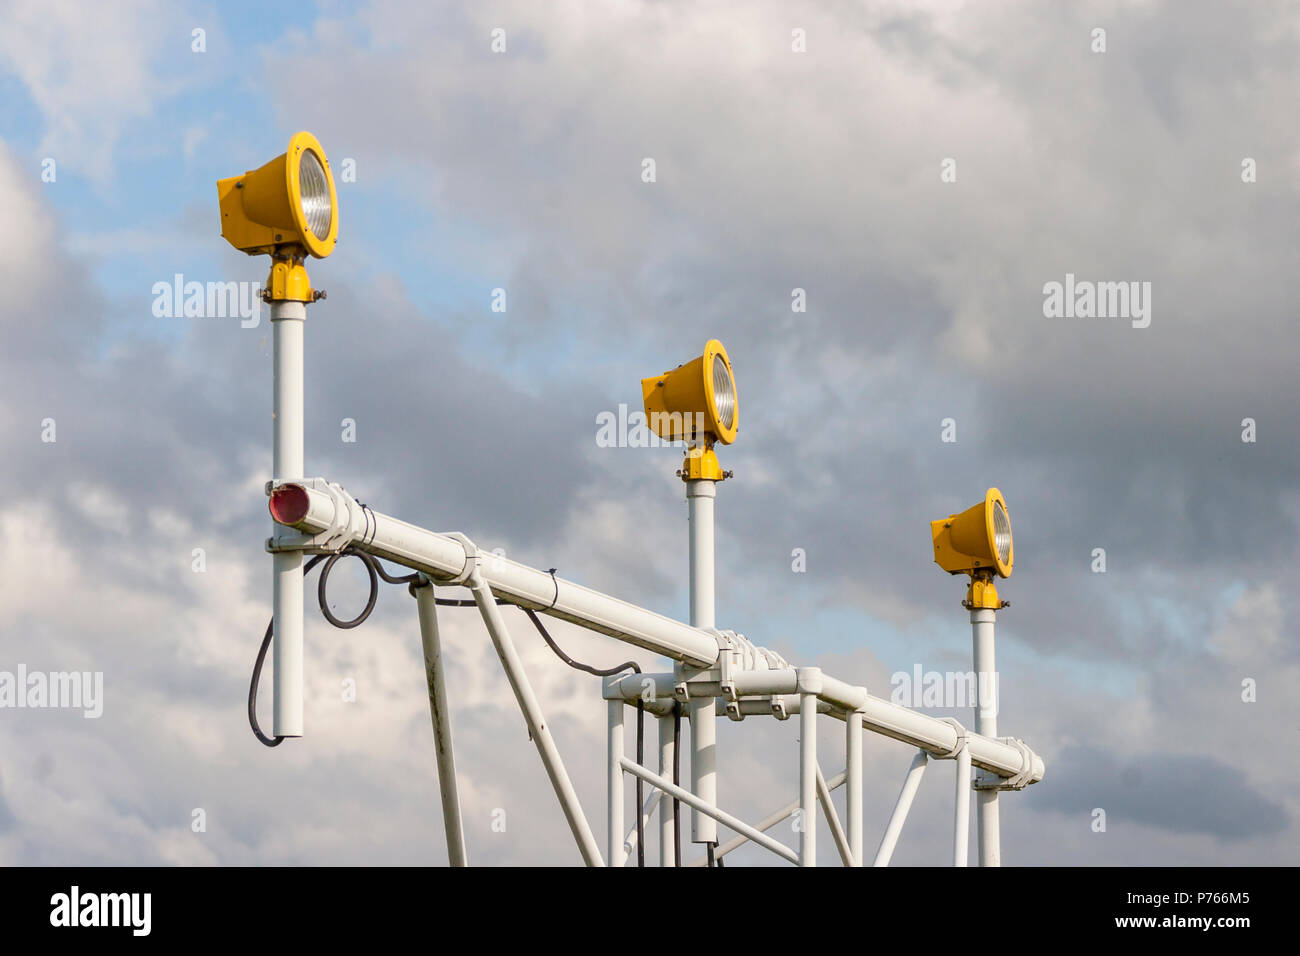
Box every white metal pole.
[954,744,971,867]
[846,709,863,866]
[271,299,305,738]
[873,750,929,867]
[972,607,1001,867]
[659,714,676,866]
[467,570,604,866]
[686,479,718,848]
[413,581,467,866]
[799,690,817,866]
[608,699,626,867]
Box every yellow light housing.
[641,339,739,446]
[216,131,338,259]
[931,487,1014,578]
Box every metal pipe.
[846,710,863,867]
[608,699,626,867]
[619,757,798,865]
[873,750,929,867]
[954,745,971,867]
[468,569,604,866]
[414,581,467,866]
[271,299,305,737]
[686,479,718,848]
[659,715,676,866]
[606,669,1042,782]
[273,482,719,668]
[972,607,1001,866]
[799,690,817,866]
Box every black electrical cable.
[521,607,640,678]
[249,552,324,747]
[247,618,283,747]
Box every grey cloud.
[1038,745,1288,840]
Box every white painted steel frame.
[269,480,1043,866]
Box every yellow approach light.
[931,488,1014,608]
[641,339,738,481]
[216,131,338,301]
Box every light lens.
[298,150,332,240]
[992,500,1012,566]
[712,354,735,431]
[269,484,311,526]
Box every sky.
[0,0,1297,866]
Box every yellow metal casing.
[641,339,739,446]
[930,487,1014,578]
[217,131,338,259]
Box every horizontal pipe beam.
[607,670,1043,783]
[271,481,719,668]
[273,480,1044,786]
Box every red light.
[269,484,311,526]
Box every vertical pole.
[468,571,604,866]
[607,699,627,867]
[846,709,863,866]
[972,607,1000,866]
[686,479,717,848]
[659,714,676,866]
[414,580,467,866]
[271,298,305,738]
[799,690,817,867]
[954,744,971,867]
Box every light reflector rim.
[700,339,739,444]
[984,487,1014,577]
[283,131,338,258]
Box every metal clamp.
[934,717,969,760]
[973,737,1036,790]
[435,532,481,587]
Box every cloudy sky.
[0,0,1297,866]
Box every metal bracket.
[933,717,969,760]
[972,738,1036,790]
[434,532,480,587]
